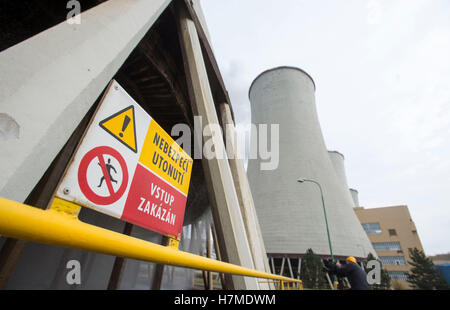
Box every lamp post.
[297,178,335,263]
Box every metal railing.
[259,280,303,290]
[0,196,302,289]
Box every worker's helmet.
[346,256,357,264]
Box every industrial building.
[430,253,450,266]
[355,205,425,289]
[246,66,375,278]
[2,1,411,291]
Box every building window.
[388,229,397,236]
[372,242,402,251]
[362,222,381,235]
[379,256,406,265]
[388,271,409,281]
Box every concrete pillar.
[219,102,272,290]
[175,3,258,289]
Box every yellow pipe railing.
[0,197,301,287]
[259,280,303,290]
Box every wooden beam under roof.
[181,0,236,123]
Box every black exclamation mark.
[119,115,130,138]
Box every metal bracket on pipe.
[167,237,180,250]
[49,197,81,218]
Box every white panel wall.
[0,0,171,202]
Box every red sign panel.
[121,163,187,238]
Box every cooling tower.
[349,188,360,207]
[247,66,374,259]
[328,151,350,189]
[328,150,361,208]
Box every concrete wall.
[0,0,170,203]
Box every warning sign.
[139,120,193,195]
[55,80,193,239]
[99,105,137,153]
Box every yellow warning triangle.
[99,105,137,153]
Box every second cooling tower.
[328,150,360,208]
[247,66,374,260]
[349,188,360,207]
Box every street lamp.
[297,178,335,263]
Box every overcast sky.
[200,0,450,256]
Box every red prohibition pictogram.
[78,146,129,205]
